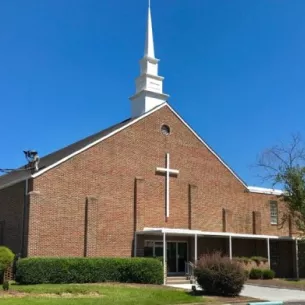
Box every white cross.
[156,153,179,219]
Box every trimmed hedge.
[249,268,263,279]
[249,268,275,280]
[262,269,275,279]
[16,257,163,285]
[0,247,14,270]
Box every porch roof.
[137,227,294,240]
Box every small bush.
[262,269,275,279]
[2,281,9,291]
[0,263,4,285]
[250,256,268,265]
[233,257,251,264]
[16,257,163,285]
[195,252,246,297]
[244,270,249,279]
[249,268,263,279]
[0,247,14,270]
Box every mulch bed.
[247,279,305,290]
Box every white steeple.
[129,1,169,118]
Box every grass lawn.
[0,283,205,305]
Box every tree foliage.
[257,134,305,234]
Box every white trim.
[296,239,299,279]
[248,186,283,196]
[229,235,233,259]
[267,238,270,268]
[140,227,294,240]
[163,232,166,285]
[194,234,198,262]
[31,103,167,178]
[165,104,248,188]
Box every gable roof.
[0,116,134,189]
[0,102,282,194]
[165,104,248,188]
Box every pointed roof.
[144,2,155,58]
[0,103,283,195]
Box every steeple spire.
[129,1,169,118]
[144,1,155,58]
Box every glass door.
[167,242,188,274]
[167,242,177,273]
[177,242,187,273]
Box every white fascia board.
[248,186,284,196]
[31,103,167,178]
[140,227,293,240]
[165,104,248,189]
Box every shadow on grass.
[186,290,240,298]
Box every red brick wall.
[26,106,291,257]
[0,182,26,254]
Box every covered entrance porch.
[134,228,297,284]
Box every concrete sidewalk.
[167,284,305,302]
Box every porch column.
[266,238,270,268]
[194,234,198,263]
[296,239,299,279]
[163,232,167,285]
[134,232,137,257]
[229,235,232,259]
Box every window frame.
[270,201,278,225]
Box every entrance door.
[167,242,188,274]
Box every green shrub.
[249,268,263,279]
[0,247,14,270]
[262,269,275,279]
[195,252,246,297]
[2,281,9,291]
[0,263,4,285]
[16,257,163,285]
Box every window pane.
[144,246,153,257]
[144,241,154,257]
[155,247,163,257]
[270,201,278,224]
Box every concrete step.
[166,276,192,285]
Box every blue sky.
[1,0,305,186]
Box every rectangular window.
[270,201,278,225]
[144,241,154,257]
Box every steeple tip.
[144,0,155,58]
[129,1,169,118]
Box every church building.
[0,4,300,282]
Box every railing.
[185,261,196,283]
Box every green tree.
[257,134,305,235]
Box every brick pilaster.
[85,196,98,257]
[134,177,145,231]
[252,211,262,234]
[27,191,41,257]
[188,184,198,229]
[222,208,233,232]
